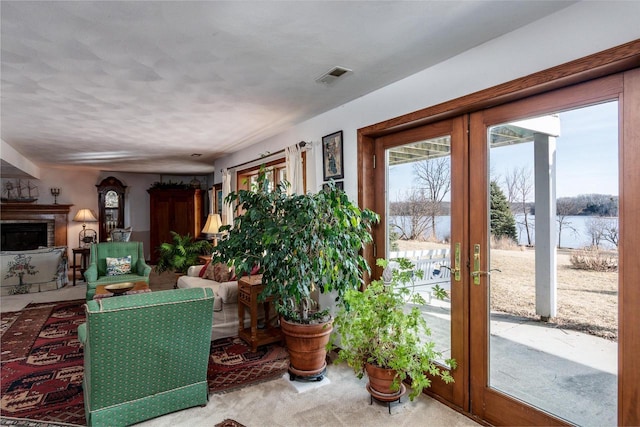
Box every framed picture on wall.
[322,130,344,181]
[213,183,223,215]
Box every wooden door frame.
[619,68,640,427]
[358,41,640,425]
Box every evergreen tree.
[490,181,517,242]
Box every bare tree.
[586,216,619,248]
[556,198,578,248]
[504,166,534,245]
[389,188,432,240]
[503,168,518,204]
[412,157,451,240]
[602,218,619,248]
[586,217,605,248]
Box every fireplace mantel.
[0,203,73,247]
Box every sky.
[388,100,619,201]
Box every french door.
[468,75,629,426]
[372,116,468,407]
[362,68,640,425]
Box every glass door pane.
[487,102,618,426]
[386,136,452,362]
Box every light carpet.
[0,285,86,314]
[137,362,479,427]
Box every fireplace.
[0,204,72,249]
[1,222,49,250]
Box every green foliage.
[214,165,379,323]
[154,231,212,274]
[389,230,400,251]
[331,258,456,401]
[148,180,190,190]
[490,181,517,242]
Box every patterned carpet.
[208,336,289,394]
[0,301,86,425]
[1,300,289,426]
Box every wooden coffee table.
[94,281,151,299]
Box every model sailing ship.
[1,179,39,203]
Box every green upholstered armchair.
[84,241,151,300]
[78,288,214,427]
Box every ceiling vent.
[315,66,352,85]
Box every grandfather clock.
[96,176,126,242]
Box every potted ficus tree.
[331,258,456,401]
[214,165,378,380]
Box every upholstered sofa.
[78,288,214,427]
[84,241,151,300]
[177,263,254,340]
[0,246,68,296]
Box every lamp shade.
[202,213,222,235]
[73,208,98,223]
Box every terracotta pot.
[280,317,333,380]
[365,362,400,395]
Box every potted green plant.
[154,231,212,277]
[214,165,378,380]
[331,258,456,401]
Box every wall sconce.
[50,188,61,204]
[73,208,98,247]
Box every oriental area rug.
[0,300,86,426]
[1,301,289,426]
[207,336,289,393]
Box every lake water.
[390,215,618,250]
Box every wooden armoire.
[148,188,204,264]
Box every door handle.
[453,242,461,282]
[471,243,501,285]
[441,242,462,282]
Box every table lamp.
[201,213,222,246]
[73,208,98,247]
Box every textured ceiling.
[1,1,573,176]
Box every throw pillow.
[202,261,216,280]
[203,262,231,282]
[106,255,132,276]
[199,261,211,278]
[213,262,231,283]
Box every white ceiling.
[1,1,574,177]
